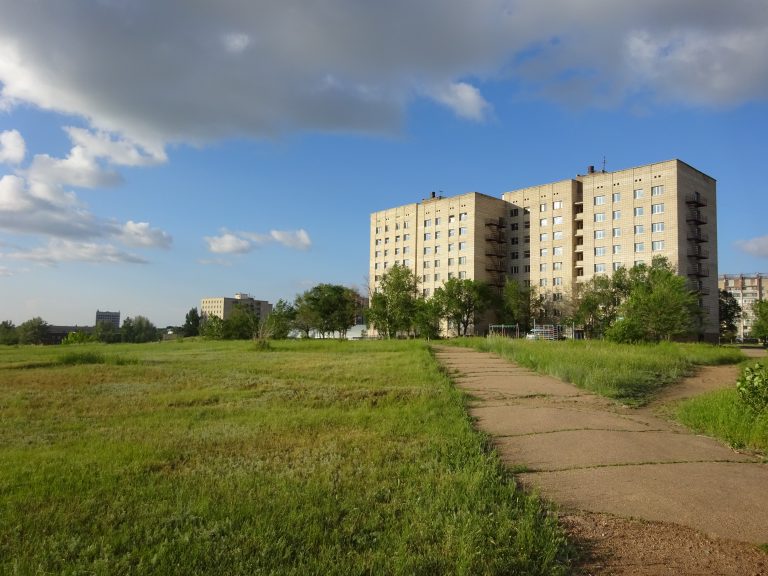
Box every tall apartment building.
[95,310,120,330]
[370,159,718,339]
[200,293,272,322]
[719,273,767,339]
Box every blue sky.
[1,1,767,327]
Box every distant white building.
[200,293,272,321]
[95,310,120,330]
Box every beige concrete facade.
[719,273,767,340]
[200,293,272,321]
[370,160,718,339]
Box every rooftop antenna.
[602,155,607,173]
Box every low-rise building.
[200,293,272,322]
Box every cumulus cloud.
[0,129,25,164]
[428,82,491,121]
[205,228,312,254]
[0,1,765,152]
[119,221,172,249]
[2,239,147,264]
[736,235,768,258]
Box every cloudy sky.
[1,0,767,326]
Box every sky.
[1,0,767,327]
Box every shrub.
[735,363,768,414]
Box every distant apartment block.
[95,310,120,330]
[200,293,272,321]
[370,159,718,340]
[719,273,767,339]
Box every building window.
[524,221,530,229]
[595,246,606,256]
[459,227,467,235]
[434,273,440,281]
[510,252,519,260]
[448,272,454,279]
[540,248,548,257]
[652,240,664,251]
[540,233,549,241]
[652,222,664,233]
[424,219,431,227]
[423,261,430,269]
[383,262,388,269]
[511,223,519,231]
[510,208,519,217]
[612,244,621,254]
[403,234,410,241]
[375,239,381,246]
[553,246,563,256]
[594,195,605,205]
[423,288,430,297]
[374,262,379,270]
[403,246,410,254]
[448,243,454,252]
[539,278,548,287]
[458,256,467,264]
[634,260,644,267]
[553,262,563,271]
[448,215,456,224]
[458,271,467,279]
[458,241,466,250]
[384,249,389,256]
[634,225,644,234]
[635,242,645,252]
[524,265,531,273]
[594,213,605,222]
[423,246,431,255]
[594,229,605,240]
[448,228,456,237]
[434,245,440,254]
[652,203,664,214]
[375,250,380,257]
[511,236,519,245]
[553,216,563,225]
[524,235,530,243]
[595,263,606,273]
[448,257,455,265]
[524,250,531,258]
[634,207,644,216]
[403,259,410,266]
[613,210,621,220]
[553,201,562,209]
[434,217,441,226]
[459,212,468,221]
[553,231,563,240]
[423,233,431,240]
[434,230,441,239]
[612,262,623,271]
[540,203,547,212]
[511,266,519,274]
[540,263,547,272]
[403,221,409,229]
[540,218,548,226]
[384,237,390,244]
[612,227,621,238]
[612,192,621,202]
[652,185,664,196]
[553,277,563,286]
[633,188,644,199]
[434,260,440,267]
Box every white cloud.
[26,146,121,189]
[204,232,252,254]
[2,239,147,264]
[64,127,166,166]
[198,258,233,267]
[222,32,251,54]
[428,82,491,121]
[736,235,768,258]
[119,220,172,249]
[0,129,25,164]
[205,228,312,254]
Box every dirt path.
[434,345,768,575]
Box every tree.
[412,297,442,340]
[573,275,620,339]
[502,280,535,333]
[62,330,96,344]
[95,320,120,343]
[17,317,49,345]
[367,264,419,338]
[222,305,259,340]
[0,320,18,345]
[183,307,201,337]
[606,257,699,342]
[266,299,295,339]
[751,300,768,344]
[719,290,742,342]
[122,316,159,343]
[292,293,318,338]
[293,284,358,338]
[434,278,492,336]
[200,315,224,339]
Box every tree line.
[0,316,161,345]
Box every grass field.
[449,337,744,405]
[0,339,569,575]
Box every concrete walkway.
[433,346,768,544]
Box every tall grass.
[449,337,743,405]
[675,389,768,453]
[0,339,570,575]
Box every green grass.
[448,337,744,405]
[0,339,570,575]
[674,388,768,453]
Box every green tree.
[0,320,19,345]
[607,257,699,342]
[183,307,201,337]
[573,275,620,339]
[121,317,135,343]
[266,299,295,339]
[200,315,224,339]
[412,297,442,340]
[62,330,96,344]
[121,316,158,343]
[292,293,318,338]
[434,278,492,337]
[17,317,49,345]
[95,320,120,343]
[718,290,742,342]
[222,305,258,340]
[502,280,535,333]
[751,300,768,344]
[367,264,420,338]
